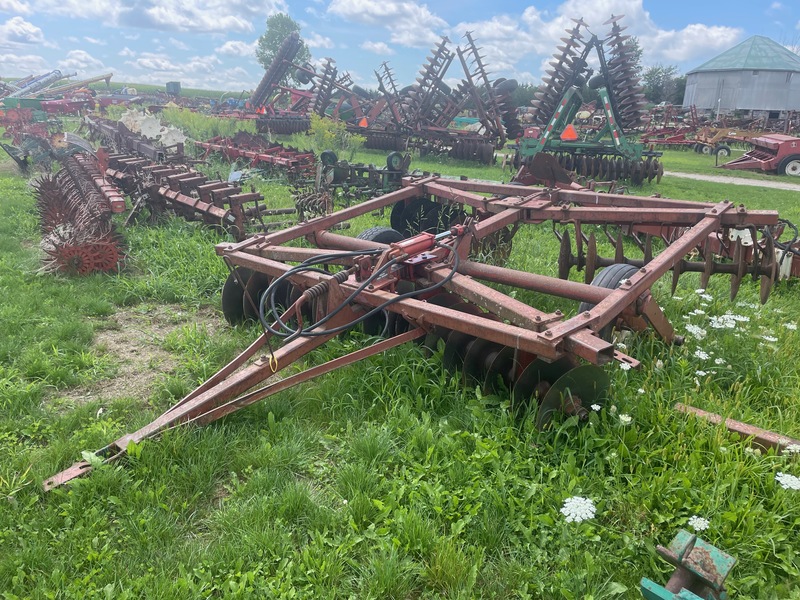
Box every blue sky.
[1,0,798,93]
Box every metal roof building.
[682,36,800,114]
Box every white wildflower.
[617,342,627,350]
[673,296,684,300]
[720,446,728,453]
[709,315,737,329]
[784,444,800,455]
[786,323,797,331]
[762,335,778,343]
[618,414,633,425]
[744,447,761,456]
[714,358,726,365]
[694,349,710,360]
[687,515,710,531]
[560,496,596,523]
[637,388,645,395]
[590,404,602,412]
[342,499,348,505]
[609,405,617,414]
[700,293,713,302]
[655,359,664,369]
[695,288,706,294]
[695,370,707,377]
[737,301,758,310]
[689,309,706,316]
[728,313,750,322]
[619,363,631,371]
[686,324,707,340]
[775,472,800,490]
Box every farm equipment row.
[46,173,793,489]
[195,131,315,181]
[102,151,286,241]
[248,31,517,163]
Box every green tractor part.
[514,15,663,186]
[641,530,736,600]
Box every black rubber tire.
[356,226,404,244]
[320,150,338,167]
[386,151,403,171]
[578,263,640,341]
[778,154,800,176]
[391,197,436,237]
[221,267,252,325]
[700,144,712,155]
[714,145,731,158]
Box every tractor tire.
[320,150,338,167]
[356,226,405,244]
[779,154,800,176]
[578,263,640,342]
[700,144,712,155]
[714,145,731,158]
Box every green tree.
[256,13,311,87]
[511,83,538,108]
[642,64,680,104]
[623,37,643,77]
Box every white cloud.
[216,39,257,57]
[128,52,221,76]
[306,32,334,49]
[169,37,189,50]
[0,16,44,47]
[361,40,395,55]
[328,0,448,47]
[135,0,288,34]
[771,2,783,9]
[0,0,31,14]
[30,0,127,24]
[118,47,136,57]
[83,36,106,46]
[0,52,46,76]
[58,49,104,72]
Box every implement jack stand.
[641,530,736,600]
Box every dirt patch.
[52,304,221,407]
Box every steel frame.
[44,175,781,490]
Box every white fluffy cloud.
[0,16,45,47]
[0,52,46,76]
[58,49,104,72]
[0,0,31,14]
[215,40,257,57]
[306,32,334,49]
[361,40,394,55]
[328,0,448,47]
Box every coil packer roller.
[44,176,781,490]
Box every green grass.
[1,134,799,599]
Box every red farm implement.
[45,174,789,489]
[721,133,800,176]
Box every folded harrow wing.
[517,15,661,185]
[101,151,289,240]
[44,175,784,490]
